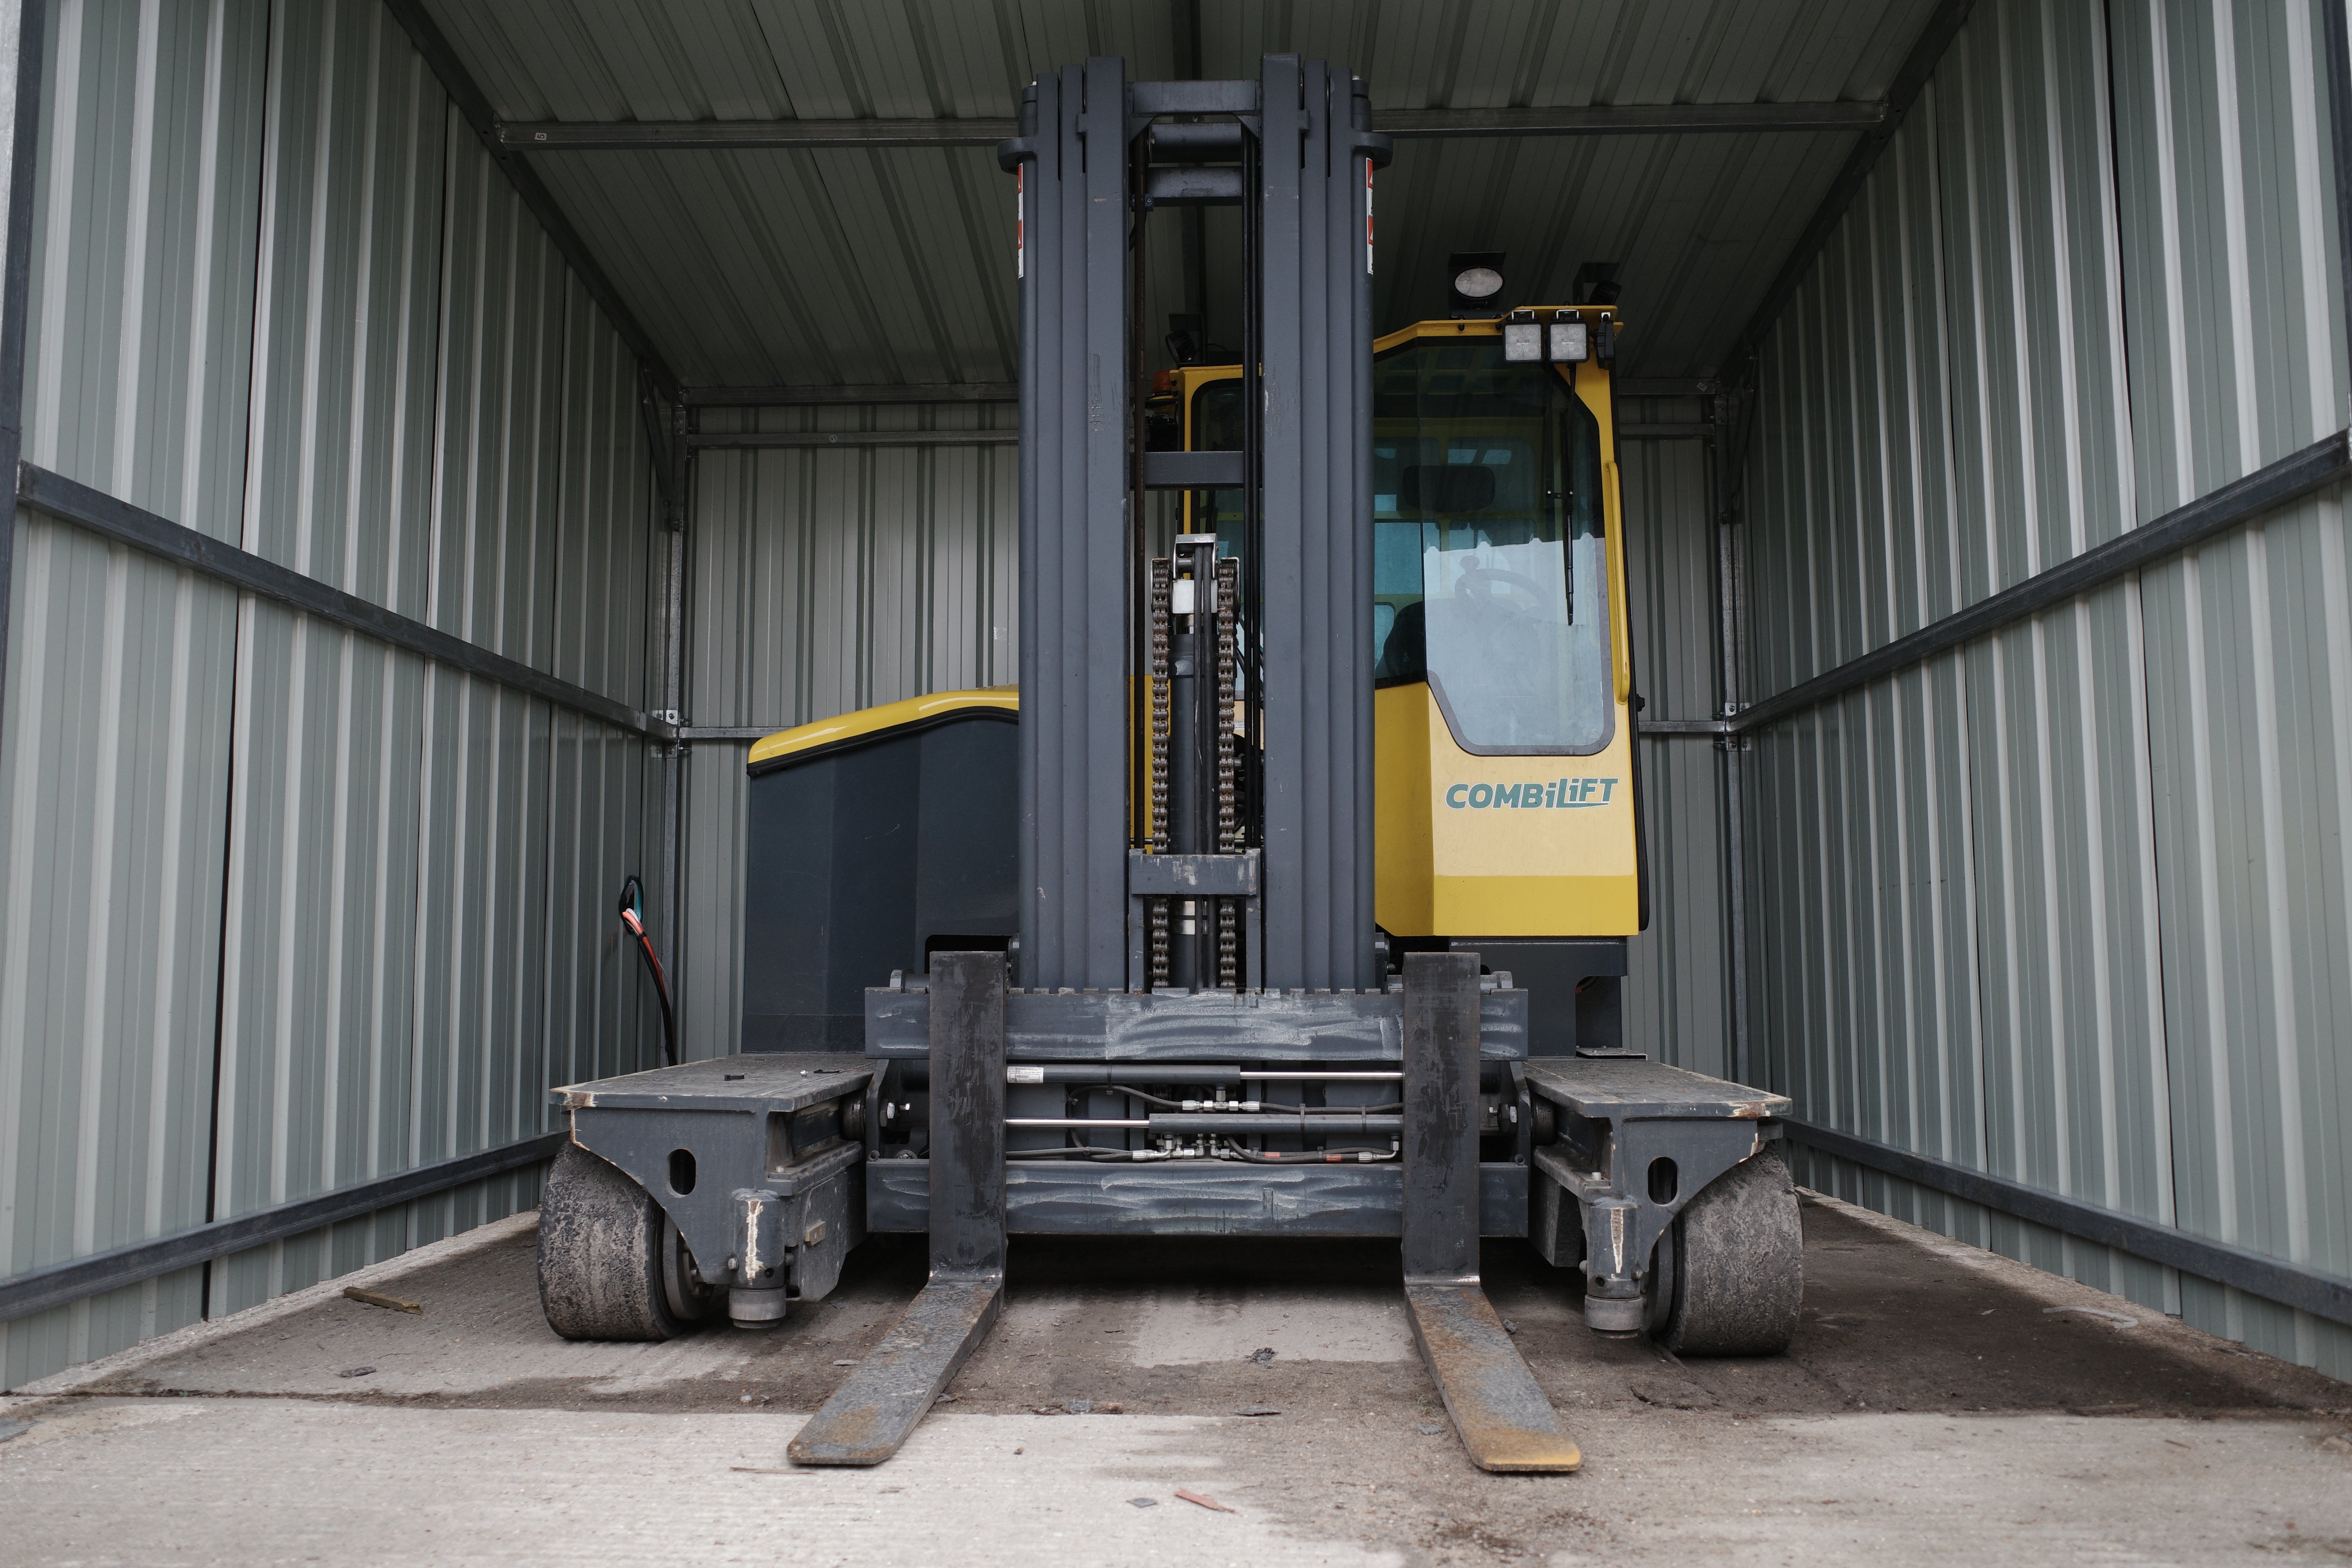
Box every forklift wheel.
[539,1143,715,1341]
[1651,1147,1802,1355]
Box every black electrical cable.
[1216,1139,1399,1165]
[618,875,678,1067]
[1111,1085,1402,1115]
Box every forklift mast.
[1004,56,1385,995]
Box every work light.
[1454,266,1502,300]
[1502,311,1543,362]
[1446,251,1507,316]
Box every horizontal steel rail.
[1784,1119,2352,1329]
[691,379,1697,414]
[17,464,651,735]
[0,1133,566,1323]
[1618,422,1713,438]
[1614,378,1719,398]
[683,382,1018,407]
[495,101,1887,154]
[1736,430,2352,733]
[685,430,1019,451]
[677,726,780,742]
[501,117,1018,150]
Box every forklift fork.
[788,951,1007,1466]
[1401,952,1582,1472]
[792,949,1580,1473]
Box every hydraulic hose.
[618,875,678,1067]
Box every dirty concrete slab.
[5,1191,2349,1566]
[0,1399,1390,1568]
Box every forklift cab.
[1158,312,1643,976]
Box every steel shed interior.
[1,0,2348,1392]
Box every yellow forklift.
[535,55,1801,1475]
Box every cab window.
[1370,342,1610,755]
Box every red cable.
[620,905,679,1067]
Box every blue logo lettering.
[1443,777,1620,810]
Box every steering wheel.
[1453,566,1548,615]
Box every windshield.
[1369,343,1610,755]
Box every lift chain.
[1214,556,1239,852]
[1148,557,1172,854]
[1214,555,1240,988]
[1148,557,1174,988]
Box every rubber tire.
[539,1143,699,1341]
[1656,1146,1803,1355]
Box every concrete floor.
[4,1192,2348,1566]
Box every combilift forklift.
[536,56,1802,1474]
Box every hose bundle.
[618,876,678,1067]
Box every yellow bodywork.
[748,686,1018,769]
[760,314,1643,944]
[1171,311,1640,939]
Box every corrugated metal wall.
[1742,0,2350,1377]
[677,407,1018,1056]
[0,0,660,1387]
[1619,406,1733,1077]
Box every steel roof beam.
[494,100,1885,153]
[1379,101,1884,137]
[683,382,1018,406]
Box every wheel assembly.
[538,1142,714,1341]
[1649,1147,1803,1355]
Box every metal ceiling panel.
[419,0,1949,385]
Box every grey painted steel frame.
[0,1134,564,1323]
[1784,1120,2352,1330]
[863,1158,1530,1237]
[1001,61,1134,992]
[559,1055,873,1312]
[1257,57,1385,991]
[1400,953,1483,1278]
[1519,1060,1786,1306]
[861,982,1531,1059]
